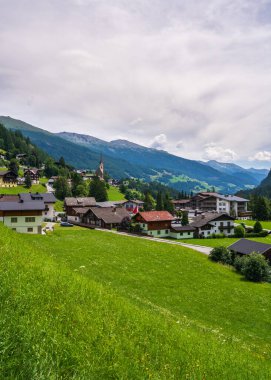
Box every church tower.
[95,154,104,180]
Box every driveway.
[96,228,212,255]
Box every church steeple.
[95,154,104,180]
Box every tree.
[89,177,108,202]
[241,253,270,282]
[156,191,164,211]
[143,192,155,211]
[8,158,19,176]
[74,183,88,197]
[25,173,32,189]
[253,221,263,233]
[181,211,189,226]
[209,246,233,265]
[54,176,72,200]
[163,193,174,214]
[59,156,66,168]
[234,225,245,238]
[253,196,270,221]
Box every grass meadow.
[107,186,126,201]
[235,219,271,230]
[0,225,270,379]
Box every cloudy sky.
[1,0,271,168]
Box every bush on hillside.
[233,255,246,273]
[209,246,233,265]
[244,231,268,238]
[241,253,270,282]
[234,225,245,238]
[253,221,263,233]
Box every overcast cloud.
[1,0,271,167]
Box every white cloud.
[150,134,167,150]
[249,151,271,162]
[0,1,271,166]
[203,143,238,162]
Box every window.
[12,228,16,231]
[187,232,190,235]
[27,227,33,232]
[11,217,17,223]
[157,230,161,235]
[165,230,168,234]
[208,231,211,234]
[142,223,145,228]
[25,217,35,223]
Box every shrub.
[233,255,246,273]
[209,246,233,265]
[241,253,270,282]
[253,221,263,233]
[244,231,268,238]
[209,233,226,239]
[234,225,245,238]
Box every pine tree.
[8,158,19,175]
[181,211,189,226]
[143,192,155,211]
[25,173,32,189]
[164,193,174,214]
[156,191,164,210]
[54,176,72,200]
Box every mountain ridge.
[0,116,265,194]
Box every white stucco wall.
[4,215,43,234]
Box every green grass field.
[236,219,271,230]
[0,183,47,195]
[54,199,64,212]
[181,235,271,247]
[107,186,126,201]
[0,225,270,378]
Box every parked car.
[60,221,74,227]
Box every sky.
[1,0,271,168]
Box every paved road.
[96,228,212,255]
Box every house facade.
[136,211,175,237]
[19,193,56,220]
[24,168,40,184]
[172,192,251,219]
[0,195,44,234]
[190,212,235,238]
[0,171,18,187]
[82,207,130,229]
[170,225,196,239]
[65,197,96,222]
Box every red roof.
[138,211,174,222]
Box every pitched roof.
[138,211,174,222]
[87,207,130,224]
[228,239,271,255]
[0,170,17,177]
[24,168,40,175]
[123,199,144,205]
[190,212,234,228]
[72,207,90,215]
[19,192,56,203]
[0,201,45,211]
[65,197,96,207]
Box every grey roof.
[190,212,234,228]
[0,201,45,211]
[122,199,144,205]
[65,197,96,207]
[72,207,90,215]
[228,239,271,255]
[87,207,130,224]
[0,170,17,177]
[96,201,121,208]
[19,192,56,203]
[217,194,249,202]
[171,225,196,232]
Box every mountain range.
[0,116,268,194]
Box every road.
[96,228,212,255]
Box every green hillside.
[1,224,270,378]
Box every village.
[1,155,271,265]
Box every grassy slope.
[0,183,47,194]
[107,186,125,201]
[181,235,271,247]
[236,219,271,230]
[2,227,266,378]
